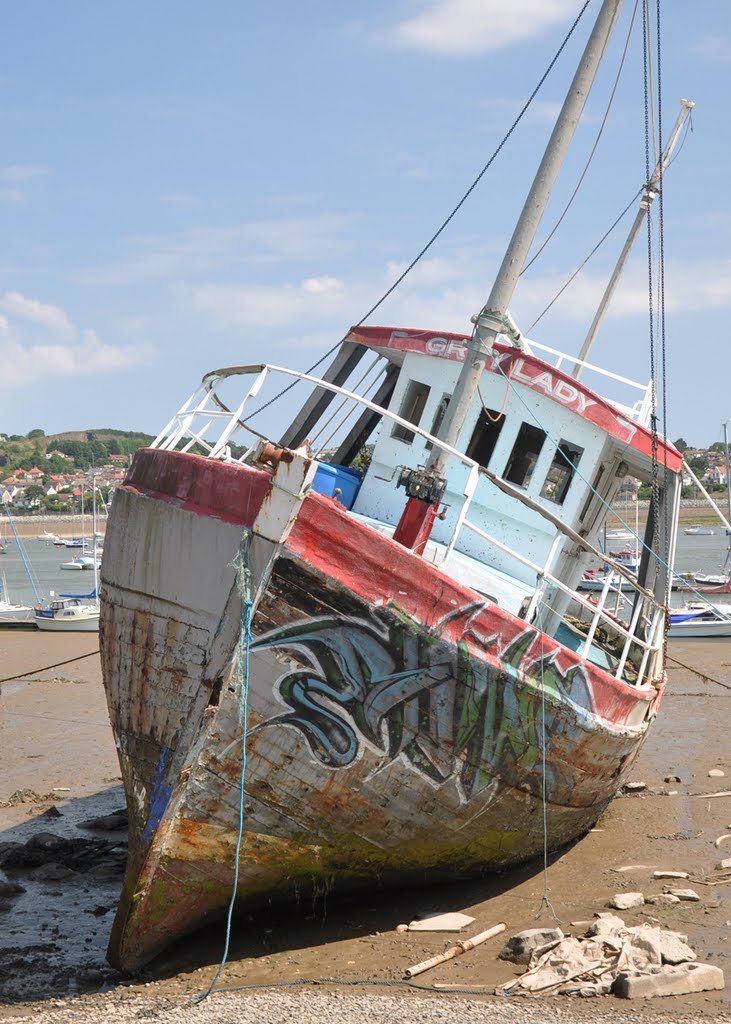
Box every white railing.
[151,363,666,687]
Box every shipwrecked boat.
[99,0,685,971]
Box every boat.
[578,570,636,593]
[668,603,731,638]
[34,593,99,632]
[0,571,35,626]
[684,526,714,536]
[98,1,688,972]
[60,555,101,571]
[37,530,60,543]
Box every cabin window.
[424,393,451,450]
[503,422,546,488]
[579,465,605,523]
[540,439,584,504]
[391,379,431,443]
[465,408,505,469]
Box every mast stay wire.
[521,0,640,278]
[244,0,594,423]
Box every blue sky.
[1,0,728,448]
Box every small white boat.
[60,555,102,571]
[668,603,731,638]
[0,572,35,625]
[37,530,60,543]
[684,526,714,536]
[578,571,635,593]
[34,596,99,632]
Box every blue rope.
[195,534,253,1003]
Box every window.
[540,439,584,504]
[465,408,505,469]
[391,380,431,443]
[503,422,546,488]
[424,393,451,450]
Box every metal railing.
[151,363,666,687]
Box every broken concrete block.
[718,858,731,871]
[623,781,647,792]
[586,913,626,939]
[666,888,700,902]
[652,870,689,880]
[609,892,645,910]
[614,962,724,999]
[622,925,662,966]
[499,926,564,964]
[646,893,681,907]
[658,930,696,965]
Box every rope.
[521,0,640,276]
[665,654,731,693]
[2,499,43,602]
[244,0,594,422]
[0,649,99,686]
[196,531,254,1003]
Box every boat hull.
[99,449,661,971]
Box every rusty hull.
[99,449,661,971]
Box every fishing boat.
[99,0,687,972]
[34,593,100,632]
[668,603,731,639]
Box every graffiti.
[253,605,593,803]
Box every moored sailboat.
[99,0,686,972]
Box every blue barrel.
[312,463,363,510]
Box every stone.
[658,930,697,965]
[709,769,726,777]
[0,869,25,897]
[614,962,724,999]
[653,870,690,879]
[407,911,475,931]
[623,925,662,966]
[623,782,647,792]
[664,775,681,783]
[499,927,564,964]
[666,888,700,902]
[718,858,731,870]
[646,893,681,907]
[608,892,645,910]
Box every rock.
[664,775,681,783]
[30,862,75,881]
[646,893,681,907]
[666,888,700,902]
[40,805,62,819]
[78,812,128,832]
[609,892,645,910]
[653,870,690,879]
[623,925,662,966]
[718,858,731,870]
[395,924,408,933]
[623,782,647,792]
[709,769,726,777]
[614,962,724,999]
[658,930,697,965]
[586,913,626,939]
[0,869,25,897]
[499,926,564,964]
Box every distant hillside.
[0,429,155,473]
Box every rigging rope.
[521,0,640,277]
[245,0,594,422]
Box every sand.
[0,630,729,1019]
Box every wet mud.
[0,630,729,1017]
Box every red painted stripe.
[124,449,271,526]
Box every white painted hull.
[34,613,99,632]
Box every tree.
[26,428,45,439]
[673,437,689,453]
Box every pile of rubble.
[497,915,725,999]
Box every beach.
[0,628,729,1022]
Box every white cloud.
[0,314,8,333]
[0,189,24,204]
[0,331,153,389]
[83,215,355,286]
[385,0,580,56]
[0,292,74,336]
[0,164,48,181]
[187,275,352,329]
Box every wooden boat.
[99,0,688,971]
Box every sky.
[1,0,729,448]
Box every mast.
[394,0,626,549]
[431,0,624,475]
[571,99,694,378]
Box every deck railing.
[151,363,666,688]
